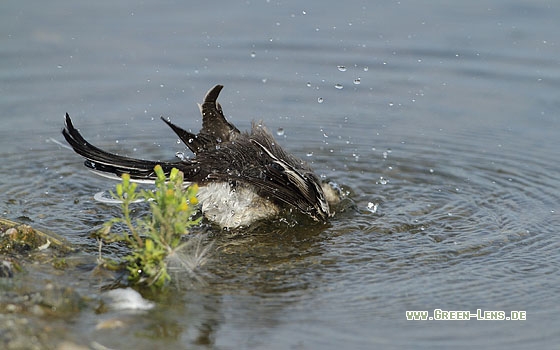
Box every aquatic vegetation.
[97,165,201,288]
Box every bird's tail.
[62,113,186,182]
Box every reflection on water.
[1,0,560,348]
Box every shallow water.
[1,0,559,349]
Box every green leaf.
[97,166,200,288]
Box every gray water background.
[1,0,559,349]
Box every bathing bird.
[62,85,338,228]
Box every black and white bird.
[62,84,340,228]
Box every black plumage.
[62,85,332,227]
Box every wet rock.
[0,218,74,280]
[0,219,87,348]
[0,218,74,257]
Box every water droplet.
[429,168,434,173]
[334,83,343,90]
[250,51,256,58]
[57,64,63,69]
[353,78,361,85]
[317,97,324,103]
[175,152,186,160]
[337,65,347,72]
[306,151,313,157]
[367,202,378,214]
[363,66,369,72]
[276,128,285,136]
[306,82,312,87]
[377,177,388,185]
[160,84,164,88]
[176,139,181,144]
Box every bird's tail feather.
[62,113,187,182]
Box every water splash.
[367,202,378,214]
[175,151,188,161]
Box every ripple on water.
[303,122,560,315]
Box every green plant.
[98,165,200,288]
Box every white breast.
[196,182,280,228]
